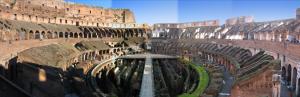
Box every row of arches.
[78,48,125,62]
[155,27,292,43]
[10,28,146,41]
[12,14,144,28]
[282,64,300,96]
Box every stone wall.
[0,0,137,26]
[231,67,275,97]
[226,16,254,25]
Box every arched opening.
[92,33,97,38]
[69,32,74,38]
[74,33,79,38]
[59,32,64,38]
[125,30,129,38]
[46,31,52,39]
[84,33,88,38]
[293,67,298,90]
[65,32,69,38]
[141,31,144,37]
[41,31,46,39]
[53,32,58,38]
[118,31,122,38]
[29,30,34,39]
[35,31,40,39]
[79,33,83,38]
[13,14,17,20]
[35,16,38,22]
[288,64,292,85]
[135,30,139,37]
[282,66,286,80]
[130,31,134,37]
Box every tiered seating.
[161,18,300,41]
[202,64,224,97]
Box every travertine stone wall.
[0,0,136,25]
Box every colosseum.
[0,0,298,97]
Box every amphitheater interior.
[0,0,300,97]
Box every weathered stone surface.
[17,43,80,68]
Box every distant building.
[226,16,254,25]
[152,20,219,38]
[297,8,300,20]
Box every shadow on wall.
[0,57,32,97]
[15,62,66,97]
[12,61,100,97]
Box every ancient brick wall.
[0,0,136,26]
[231,67,275,97]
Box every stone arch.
[41,31,46,39]
[35,31,40,39]
[130,29,134,37]
[118,29,122,38]
[135,29,139,37]
[74,33,79,38]
[28,30,34,39]
[94,28,102,38]
[92,32,97,38]
[59,32,64,38]
[83,33,88,38]
[288,64,292,85]
[125,29,129,38]
[282,66,286,80]
[35,16,38,22]
[46,31,52,39]
[13,14,17,20]
[293,67,298,89]
[53,32,58,38]
[69,32,74,38]
[99,28,105,38]
[65,32,69,38]
[79,33,83,38]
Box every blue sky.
[66,0,300,24]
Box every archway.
[92,33,97,38]
[130,30,134,37]
[74,33,78,38]
[53,32,58,38]
[293,67,298,90]
[83,33,88,38]
[282,66,286,80]
[29,30,34,39]
[65,32,69,38]
[46,31,52,39]
[79,33,83,38]
[69,32,74,38]
[41,31,46,39]
[288,64,292,85]
[59,32,64,38]
[35,31,40,39]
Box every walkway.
[139,55,154,97]
[218,65,234,97]
[119,53,177,97]
[280,80,296,97]
[118,54,178,59]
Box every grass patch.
[179,61,209,97]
